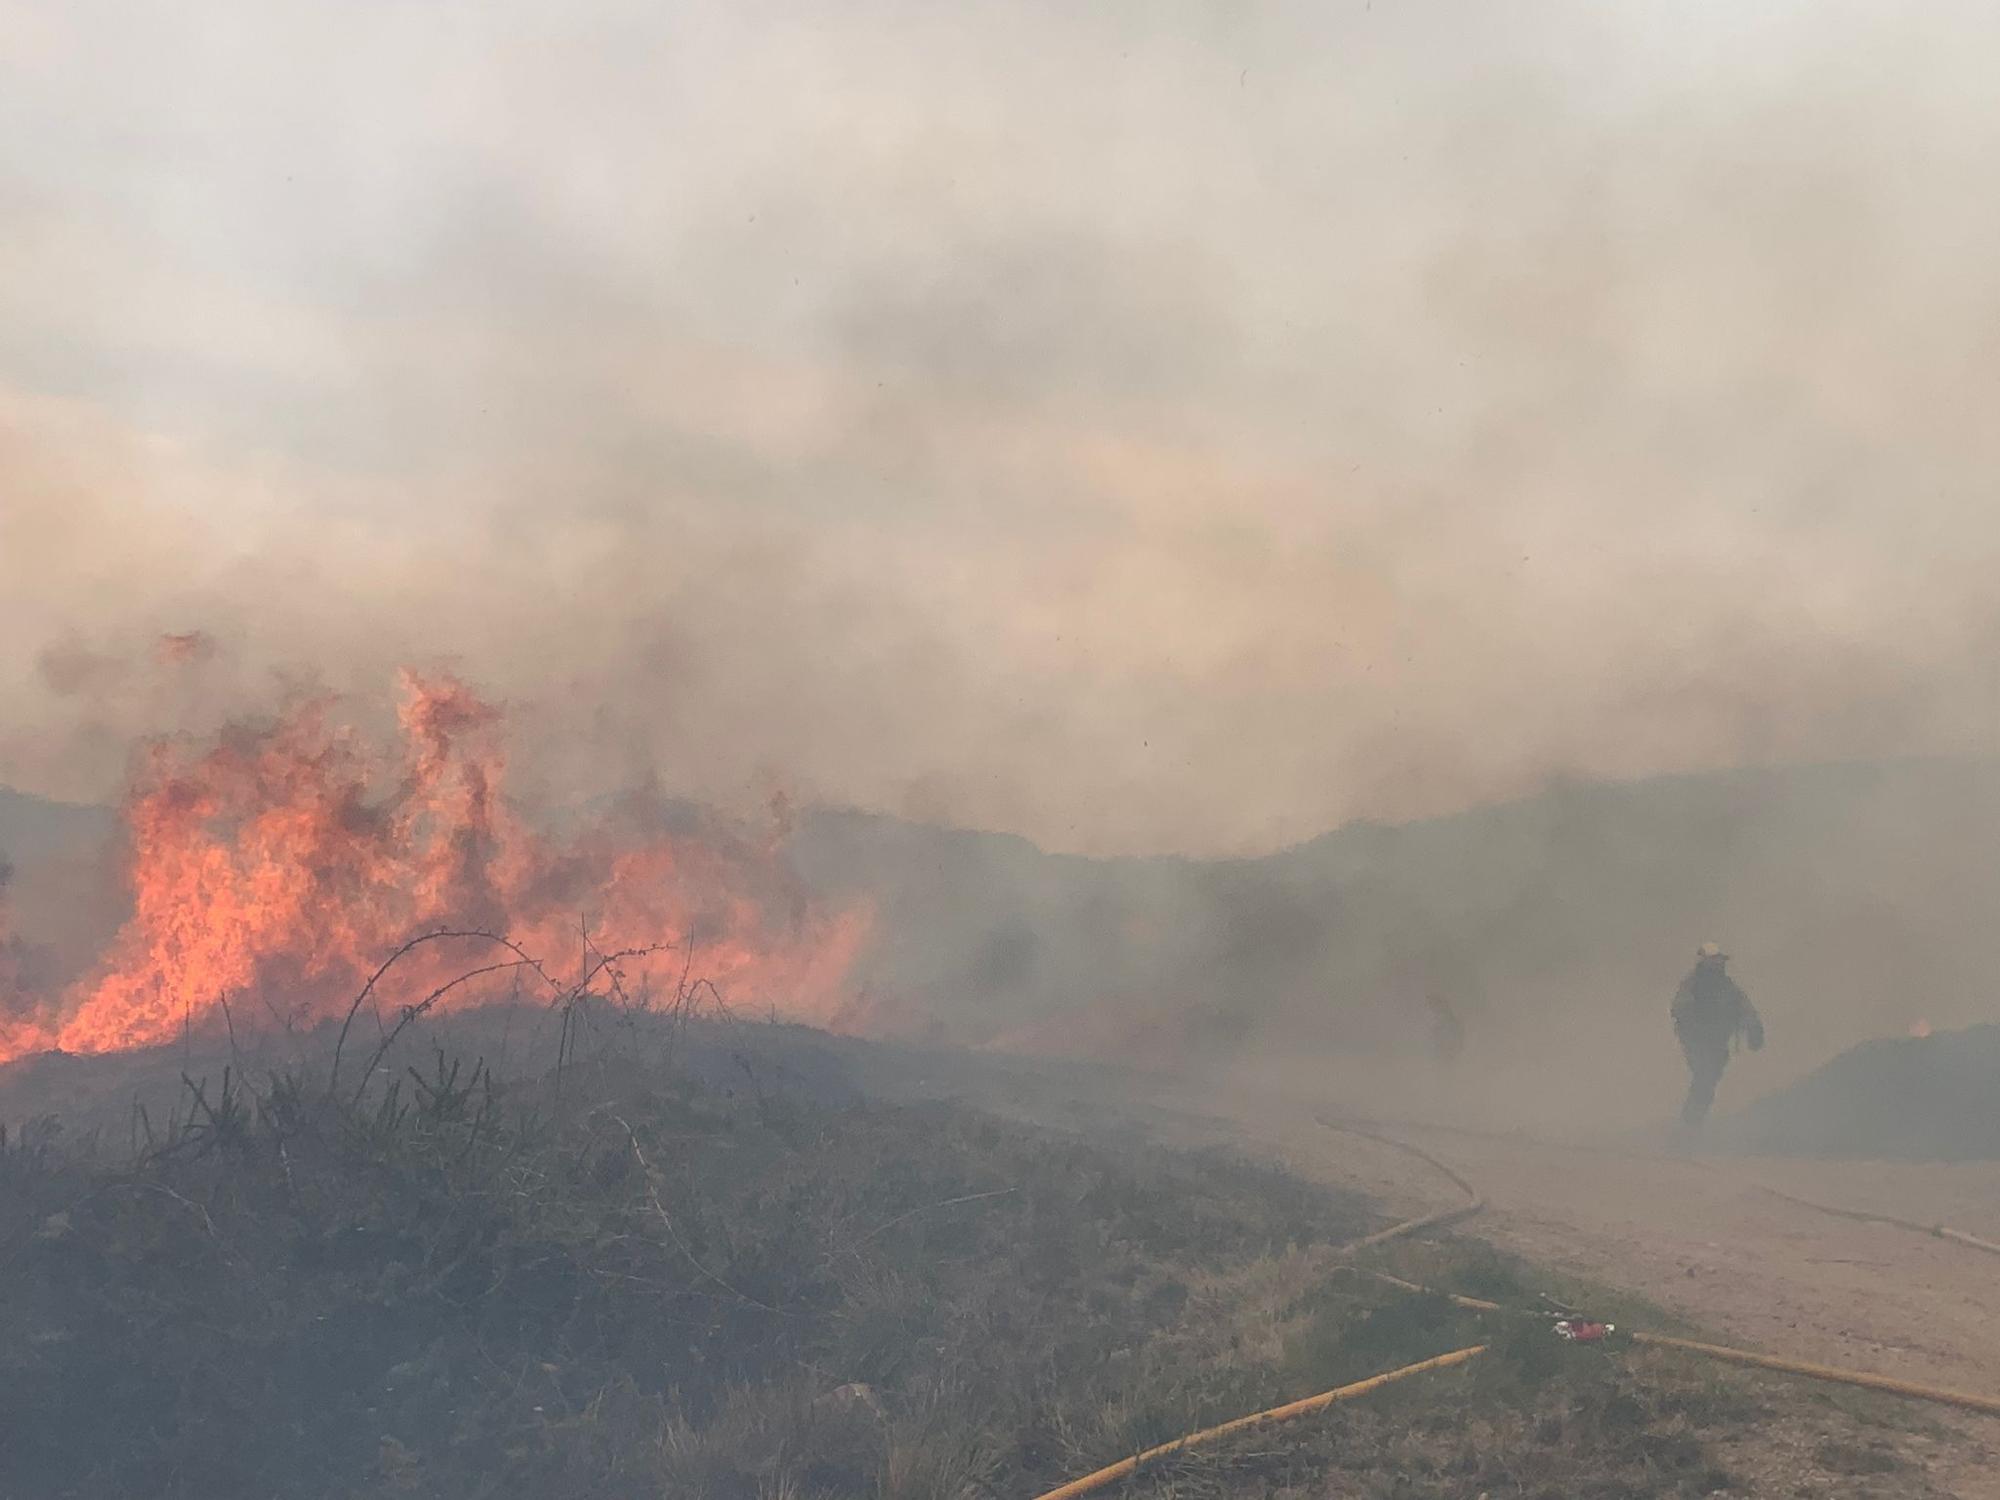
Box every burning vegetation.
[0,673,869,1064]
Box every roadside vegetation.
[0,1013,1952,1498]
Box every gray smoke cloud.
[6,1,2000,855]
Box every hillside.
[0,787,114,861]
[11,758,2000,1124]
[788,759,2000,1113]
[0,787,120,997]
[1723,1023,2000,1160]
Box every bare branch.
[348,959,542,1105]
[612,1114,779,1315]
[858,1187,1018,1245]
[331,928,561,1091]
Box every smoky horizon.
[6,2,2000,858]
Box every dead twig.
[331,929,562,1093]
[349,959,540,1106]
[611,1113,780,1315]
[857,1187,1019,1245]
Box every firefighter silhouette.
[1671,942,1763,1127]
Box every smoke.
[8,2,2000,857]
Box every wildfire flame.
[0,673,869,1063]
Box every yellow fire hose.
[1758,1184,2000,1258]
[1332,1267,2000,1418]
[1029,1346,1488,1500]
[1316,1117,1484,1251]
[1032,1122,2000,1498]
[1332,1263,1501,1311]
[1029,1128,1491,1500]
[1626,1334,2000,1419]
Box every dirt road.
[902,1050,2000,1401]
[897,1053,2000,1493]
[912,1048,2000,1408]
[1297,1120,2000,1397]
[884,1048,2000,1496]
[1199,1092,2000,1495]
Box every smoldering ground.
[6,3,2000,1127]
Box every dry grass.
[0,1013,1868,1498]
[0,1018,1364,1498]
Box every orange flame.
[0,672,869,1062]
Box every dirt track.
[900,1054,2000,1493]
[1309,1122,2000,1397]
[1205,1095,2000,1495]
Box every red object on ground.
[1555,1320,1613,1342]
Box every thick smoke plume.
[7,3,2000,857]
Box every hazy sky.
[6,1,2000,854]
